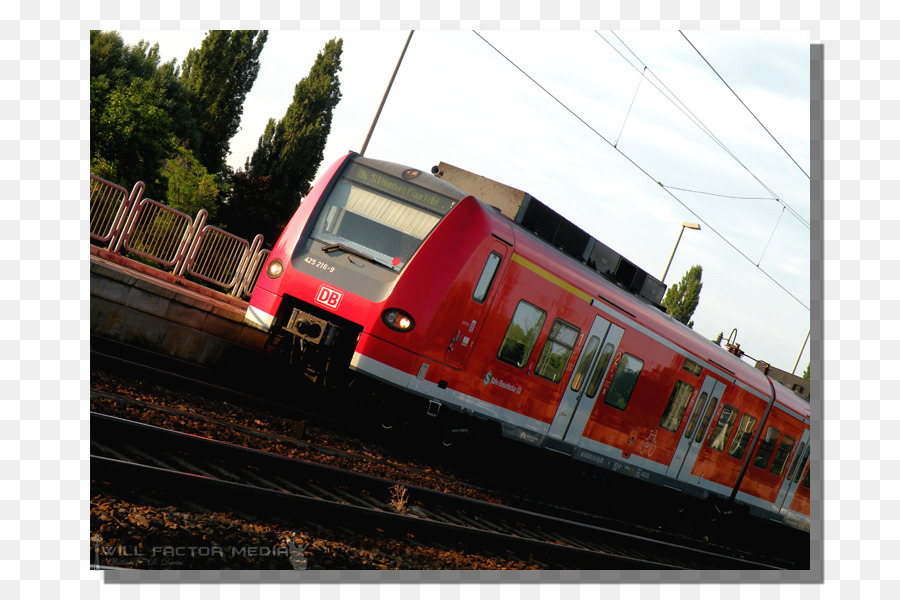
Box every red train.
[244,152,811,532]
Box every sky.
[116,30,811,374]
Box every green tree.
[244,37,344,242]
[161,141,222,218]
[90,75,174,199]
[90,30,161,84]
[180,31,268,176]
[661,265,703,328]
[215,168,272,241]
[803,363,810,380]
[90,31,198,199]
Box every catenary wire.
[680,31,812,182]
[600,31,810,230]
[663,186,779,201]
[472,31,809,312]
[758,205,786,267]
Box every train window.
[769,435,796,477]
[727,414,759,459]
[311,175,443,270]
[786,441,807,480]
[694,395,720,443]
[535,320,580,383]
[751,426,781,469]
[659,381,695,432]
[682,357,703,377]
[473,252,502,303]
[585,342,614,398]
[603,354,644,411]
[793,445,810,484]
[497,301,547,368]
[708,404,737,451]
[570,336,600,392]
[802,464,810,489]
[683,392,709,439]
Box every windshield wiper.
[321,243,386,267]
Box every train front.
[244,152,467,381]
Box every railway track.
[91,336,807,568]
[91,411,787,570]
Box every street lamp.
[661,222,701,284]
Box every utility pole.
[792,328,810,375]
[360,31,414,155]
[661,222,700,284]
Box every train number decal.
[305,256,336,272]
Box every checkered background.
[0,0,883,597]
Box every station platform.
[90,245,270,372]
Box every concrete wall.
[434,161,527,220]
[90,251,270,374]
[754,360,810,401]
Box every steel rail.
[91,337,806,567]
[90,412,785,570]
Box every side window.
[534,320,580,383]
[769,435,796,477]
[683,392,709,439]
[727,413,759,459]
[682,357,703,377]
[603,354,644,411]
[473,252,502,303]
[786,441,806,480]
[752,426,781,469]
[659,381,695,432]
[569,336,599,392]
[585,342,614,398]
[694,394,721,443]
[793,445,810,484]
[708,404,737,451]
[497,301,546,368]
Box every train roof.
[769,377,812,420]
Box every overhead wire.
[599,31,810,230]
[758,206,786,267]
[680,31,812,181]
[472,31,810,312]
[663,185,779,201]
[614,66,647,147]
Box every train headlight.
[382,308,415,332]
[266,259,284,279]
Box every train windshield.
[311,161,456,271]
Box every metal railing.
[89,174,270,298]
[90,176,144,245]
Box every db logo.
[314,284,343,310]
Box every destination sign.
[344,162,457,215]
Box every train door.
[774,428,811,510]
[443,240,508,368]
[665,375,728,482]
[545,315,624,447]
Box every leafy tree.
[161,141,222,218]
[242,37,344,243]
[90,75,174,199]
[803,363,810,380]
[180,31,268,176]
[661,265,703,328]
[90,31,198,199]
[90,30,161,84]
[215,168,272,241]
